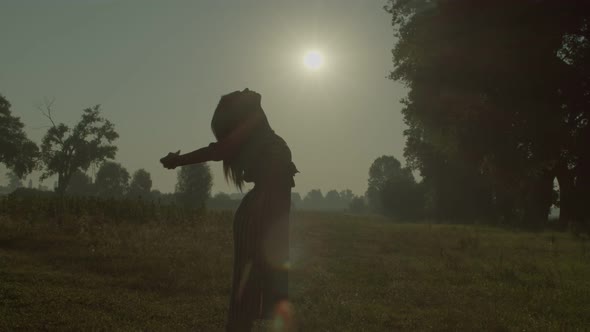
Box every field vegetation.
[1,197,589,331]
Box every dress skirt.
[226,183,291,331]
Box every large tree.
[39,102,118,194]
[0,94,38,177]
[175,163,212,209]
[386,0,589,225]
[554,8,590,224]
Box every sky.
[0,0,407,196]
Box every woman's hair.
[211,89,272,190]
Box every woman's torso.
[241,131,298,188]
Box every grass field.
[0,212,589,331]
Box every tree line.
[0,94,213,209]
[2,94,368,212]
[209,189,366,212]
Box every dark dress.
[226,131,297,331]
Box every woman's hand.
[160,150,181,169]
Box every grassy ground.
[0,212,589,331]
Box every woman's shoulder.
[266,132,292,159]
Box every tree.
[175,163,212,209]
[339,189,355,207]
[302,189,324,210]
[6,172,23,192]
[555,8,590,225]
[291,192,302,209]
[349,195,367,214]
[39,101,118,195]
[324,190,342,210]
[386,0,589,225]
[366,156,413,213]
[208,192,241,210]
[0,94,38,177]
[95,162,129,198]
[381,175,424,220]
[66,170,94,196]
[128,169,152,199]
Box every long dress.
[226,131,298,331]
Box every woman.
[160,88,298,331]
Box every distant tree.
[66,170,94,196]
[95,162,129,198]
[303,189,324,210]
[291,192,302,209]
[175,163,212,209]
[0,94,38,177]
[339,189,355,207]
[349,195,367,214]
[39,101,118,195]
[366,156,413,213]
[150,190,176,205]
[128,169,152,199]
[208,192,241,210]
[6,172,23,192]
[324,190,342,210]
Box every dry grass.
[0,212,589,331]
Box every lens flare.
[272,300,294,331]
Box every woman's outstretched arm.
[160,141,236,169]
[161,111,262,169]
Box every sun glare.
[303,50,324,70]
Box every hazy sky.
[0,0,407,196]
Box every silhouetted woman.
[160,89,297,331]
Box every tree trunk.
[556,166,576,225]
[522,171,554,228]
[55,172,68,195]
[575,159,590,226]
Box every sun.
[303,50,324,70]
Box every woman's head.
[211,88,269,141]
[211,88,272,189]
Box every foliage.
[291,192,302,209]
[175,163,212,209]
[302,189,324,210]
[366,155,422,219]
[66,170,94,196]
[0,188,204,224]
[128,169,153,199]
[208,192,241,210]
[40,104,118,194]
[348,195,367,214]
[289,189,360,211]
[0,94,38,177]
[95,162,129,198]
[386,0,590,226]
[5,172,23,192]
